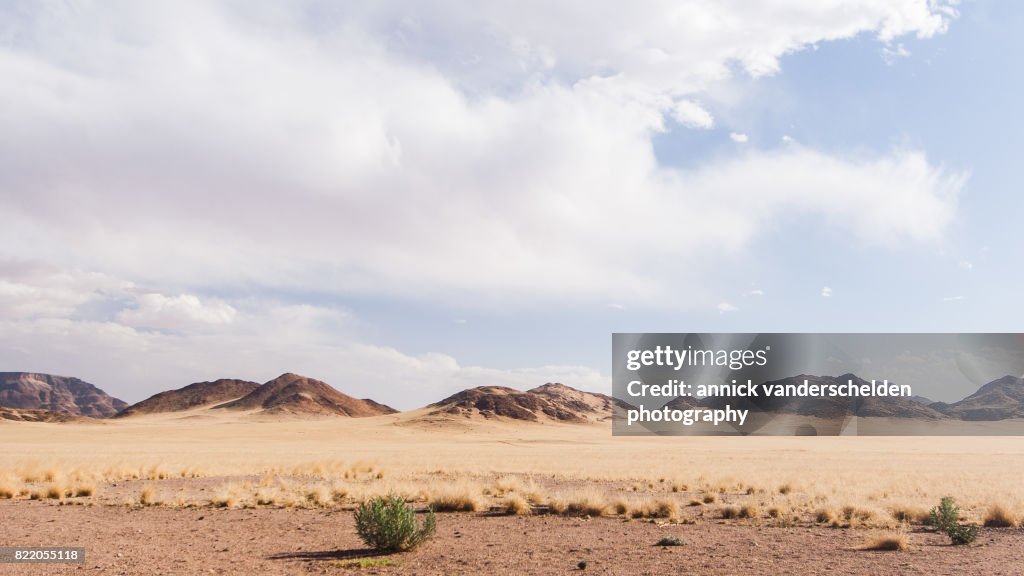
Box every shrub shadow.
[269,548,387,562]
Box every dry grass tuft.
[720,506,740,519]
[889,505,929,524]
[493,476,523,497]
[139,486,162,506]
[502,493,532,516]
[815,508,839,525]
[211,484,245,508]
[702,493,718,504]
[841,505,879,527]
[861,531,909,551]
[73,484,95,498]
[550,490,608,517]
[647,498,681,521]
[305,485,333,507]
[0,480,17,499]
[983,504,1019,528]
[738,504,762,519]
[428,485,481,512]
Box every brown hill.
[114,379,260,418]
[931,375,1024,420]
[0,372,126,418]
[426,383,616,423]
[215,373,397,417]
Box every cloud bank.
[0,1,964,405]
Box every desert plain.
[3,406,1024,575]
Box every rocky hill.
[426,383,618,423]
[0,407,97,423]
[0,372,126,418]
[115,378,260,417]
[215,373,397,417]
[931,375,1024,420]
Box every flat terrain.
[4,503,1024,575]
[2,410,1023,574]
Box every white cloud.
[729,132,750,143]
[0,1,968,405]
[672,100,715,129]
[0,267,605,408]
[0,261,133,320]
[117,293,237,331]
[821,286,833,297]
[717,302,739,313]
[958,260,974,270]
[882,43,912,65]
[0,1,963,311]
[746,289,765,296]
[941,295,965,302]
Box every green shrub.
[929,497,978,545]
[655,536,686,547]
[354,494,436,552]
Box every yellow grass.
[983,504,1019,528]
[0,411,1022,528]
[428,482,482,512]
[861,530,909,551]
[502,493,532,515]
[139,485,161,506]
[549,490,608,517]
[889,505,929,524]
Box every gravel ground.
[3,500,1023,575]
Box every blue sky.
[0,1,1018,408]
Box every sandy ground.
[3,413,1024,574]
[2,501,1022,575]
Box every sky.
[1,0,1020,409]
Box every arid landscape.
[2,372,1024,574]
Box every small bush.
[655,536,686,547]
[355,494,436,553]
[929,497,978,545]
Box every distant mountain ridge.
[115,378,260,418]
[216,373,398,417]
[5,370,1024,424]
[426,382,621,423]
[0,372,126,418]
[931,375,1024,420]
